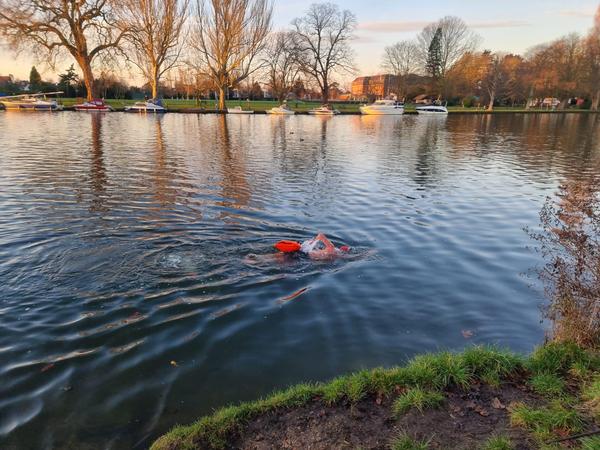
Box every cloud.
[353,34,380,44]
[358,20,530,33]
[470,20,530,29]
[357,21,430,33]
[556,9,595,18]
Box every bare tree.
[417,16,480,89]
[482,53,505,111]
[381,40,419,100]
[119,0,189,99]
[262,31,301,102]
[292,2,356,104]
[0,0,127,100]
[588,6,600,110]
[190,0,273,110]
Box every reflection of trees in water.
[151,117,178,208]
[446,114,600,178]
[412,117,447,187]
[216,115,250,212]
[89,113,108,212]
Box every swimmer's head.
[340,245,351,253]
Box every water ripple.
[0,112,599,448]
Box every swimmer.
[275,233,350,260]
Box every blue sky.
[0,0,597,83]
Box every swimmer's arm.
[316,233,336,251]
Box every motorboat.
[266,104,295,115]
[0,91,64,111]
[74,99,113,112]
[125,99,167,113]
[227,106,254,114]
[416,103,448,115]
[308,104,340,115]
[360,99,404,115]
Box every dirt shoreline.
[151,343,600,450]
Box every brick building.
[351,74,399,100]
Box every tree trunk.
[592,90,600,111]
[322,84,329,104]
[487,92,495,111]
[77,56,96,101]
[218,86,226,110]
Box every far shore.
[43,98,600,115]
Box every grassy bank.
[55,98,598,114]
[152,342,600,450]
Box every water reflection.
[89,114,108,213]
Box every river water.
[0,112,599,449]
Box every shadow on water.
[0,113,599,448]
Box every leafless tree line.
[0,0,356,105]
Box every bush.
[529,180,600,348]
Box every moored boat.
[416,103,448,115]
[74,99,113,112]
[266,104,295,115]
[125,99,167,113]
[308,104,340,116]
[360,99,404,115]
[227,106,254,114]
[0,92,64,111]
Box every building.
[351,74,399,100]
[0,75,14,85]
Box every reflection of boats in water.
[227,106,254,114]
[74,99,113,112]
[360,99,404,115]
[266,103,295,115]
[125,99,167,113]
[308,104,340,116]
[416,103,448,115]
[0,91,64,111]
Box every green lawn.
[56,98,596,114]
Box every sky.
[0,0,598,84]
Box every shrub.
[529,180,600,348]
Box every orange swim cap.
[274,240,302,253]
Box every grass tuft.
[527,342,592,376]
[581,436,600,450]
[481,435,513,450]
[390,433,431,450]
[404,352,471,389]
[581,375,600,419]
[393,388,445,416]
[529,373,565,397]
[462,346,524,381]
[509,400,582,441]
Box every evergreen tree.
[58,65,79,97]
[29,66,42,90]
[426,28,443,80]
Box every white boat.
[308,105,340,116]
[227,106,254,114]
[0,91,64,111]
[74,99,113,112]
[416,104,448,115]
[125,99,167,113]
[266,104,295,115]
[360,99,404,115]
